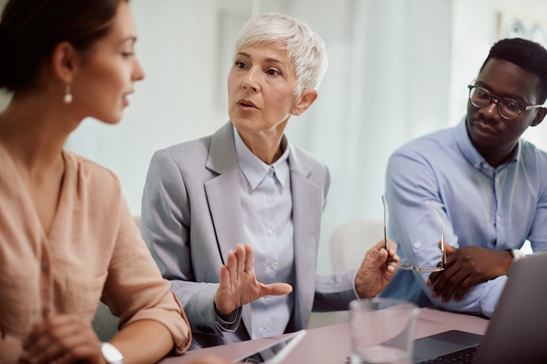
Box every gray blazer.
[142,122,358,348]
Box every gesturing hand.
[355,239,400,298]
[20,314,104,364]
[427,243,512,302]
[214,243,293,315]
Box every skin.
[0,2,220,363]
[226,41,317,165]
[215,41,400,314]
[427,58,547,303]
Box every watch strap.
[101,342,124,364]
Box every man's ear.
[50,41,79,84]
[291,89,318,116]
[531,107,547,127]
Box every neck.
[477,143,518,168]
[239,131,285,165]
[0,91,79,173]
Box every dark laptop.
[412,251,547,364]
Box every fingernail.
[431,292,437,298]
[426,280,432,286]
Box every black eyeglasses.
[382,196,446,273]
[468,84,544,120]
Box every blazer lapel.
[204,122,243,263]
[289,148,324,330]
[204,122,254,337]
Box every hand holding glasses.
[382,196,446,273]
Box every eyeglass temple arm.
[426,200,447,268]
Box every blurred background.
[1,0,547,274]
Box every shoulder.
[65,151,121,191]
[291,145,328,174]
[154,135,213,166]
[519,139,547,170]
[289,144,330,191]
[393,127,455,158]
[63,151,125,214]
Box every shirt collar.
[456,117,520,170]
[233,126,290,189]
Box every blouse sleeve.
[101,196,191,354]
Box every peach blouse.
[0,145,190,361]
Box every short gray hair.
[233,12,328,96]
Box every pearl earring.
[63,84,73,104]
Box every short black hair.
[480,37,547,104]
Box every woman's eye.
[235,60,246,68]
[266,68,280,76]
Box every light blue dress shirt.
[380,118,547,317]
[233,128,295,339]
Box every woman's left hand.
[214,243,293,315]
[354,239,400,298]
[21,314,105,364]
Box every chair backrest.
[92,301,119,341]
[329,219,384,272]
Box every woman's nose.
[133,57,145,81]
[242,68,259,92]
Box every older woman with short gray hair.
[142,12,399,349]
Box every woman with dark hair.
[0,1,206,363]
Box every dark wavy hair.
[0,0,127,92]
[480,37,547,104]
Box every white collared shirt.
[234,127,295,339]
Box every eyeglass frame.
[467,84,545,120]
[382,196,447,273]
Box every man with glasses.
[379,37,547,318]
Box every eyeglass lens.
[469,86,522,119]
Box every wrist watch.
[508,248,526,263]
[101,342,124,364]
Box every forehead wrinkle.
[236,50,288,65]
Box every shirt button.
[269,261,278,270]
[41,260,49,271]
[266,229,273,236]
[261,322,268,330]
[414,242,421,249]
[266,196,272,203]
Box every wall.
[1,0,546,273]
[63,0,454,273]
[450,0,547,146]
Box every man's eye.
[503,100,521,111]
[476,89,489,99]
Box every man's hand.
[214,243,293,315]
[355,239,400,298]
[20,314,105,364]
[427,243,512,302]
